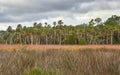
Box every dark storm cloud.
[0,0,120,23]
[72,0,120,13]
[0,0,92,15]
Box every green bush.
[79,37,86,45]
[24,67,62,75]
[64,35,75,44]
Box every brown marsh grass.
[0,45,120,75]
[0,44,120,51]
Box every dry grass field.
[0,45,120,75]
[0,44,120,51]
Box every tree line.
[0,15,120,45]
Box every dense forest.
[0,15,120,45]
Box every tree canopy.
[0,15,120,45]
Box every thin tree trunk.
[59,35,61,45]
[110,31,113,45]
[24,37,27,44]
[10,37,12,45]
[38,36,40,45]
[46,35,48,45]
[59,30,62,45]
[30,34,33,45]
[18,33,22,44]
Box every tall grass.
[0,47,120,75]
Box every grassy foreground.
[0,45,120,75]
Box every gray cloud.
[0,0,120,23]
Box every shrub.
[64,35,75,44]
[24,67,61,75]
[79,37,86,45]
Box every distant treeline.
[0,15,120,45]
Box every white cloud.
[0,0,25,4]
[0,0,120,30]
[1,9,120,30]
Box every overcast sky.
[0,0,120,30]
